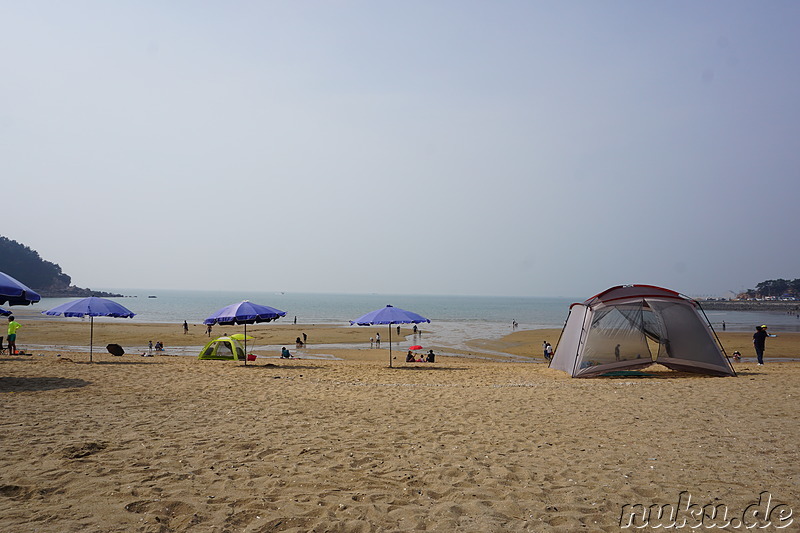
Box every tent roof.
[583,284,688,306]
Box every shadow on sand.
[0,376,92,393]
[235,363,320,371]
[394,365,470,371]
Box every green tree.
[0,236,71,289]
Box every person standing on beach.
[183,321,189,334]
[376,332,381,347]
[206,324,212,337]
[7,316,21,355]
[753,325,777,366]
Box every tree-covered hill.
[0,236,122,297]
[739,278,800,300]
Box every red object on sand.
[409,345,423,350]
[246,354,257,361]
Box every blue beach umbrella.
[204,301,286,365]
[0,271,41,306]
[43,297,135,362]
[350,305,430,368]
[0,306,11,316]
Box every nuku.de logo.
[619,491,793,529]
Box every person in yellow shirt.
[7,316,22,355]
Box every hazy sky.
[2,1,798,298]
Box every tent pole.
[388,324,393,368]
[89,316,94,363]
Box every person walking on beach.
[753,325,777,366]
[206,324,212,337]
[302,332,307,344]
[183,320,189,334]
[7,316,21,355]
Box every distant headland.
[0,236,123,298]
[698,300,800,312]
[700,277,800,312]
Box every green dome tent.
[198,336,245,360]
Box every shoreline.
[6,314,800,364]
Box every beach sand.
[1,319,798,531]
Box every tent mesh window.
[583,303,655,367]
[218,342,234,357]
[648,300,723,365]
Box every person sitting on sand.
[732,350,742,361]
[155,341,164,351]
[295,337,304,348]
[427,350,435,363]
[406,350,414,362]
[281,346,293,359]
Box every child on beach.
[7,316,21,355]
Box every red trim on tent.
[584,284,687,305]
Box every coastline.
[7,313,800,363]
[698,300,800,312]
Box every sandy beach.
[1,318,798,531]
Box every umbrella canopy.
[350,305,430,367]
[203,301,286,326]
[0,306,11,317]
[409,345,423,350]
[204,301,286,365]
[44,297,136,318]
[0,271,42,306]
[43,297,135,362]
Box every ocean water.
[34,289,574,327]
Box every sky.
[2,1,799,298]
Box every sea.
[28,288,800,355]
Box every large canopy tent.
[550,285,735,378]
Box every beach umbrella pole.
[89,316,94,363]
[243,324,247,366]
[388,324,393,368]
